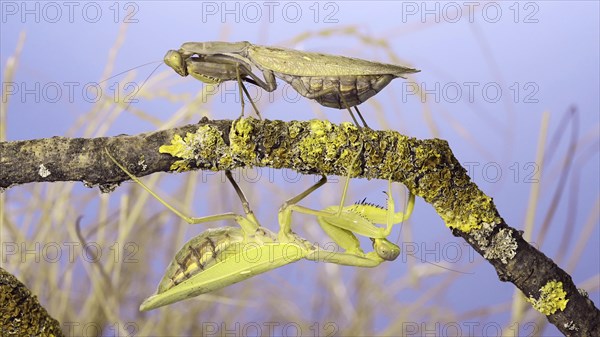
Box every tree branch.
[1,117,598,336]
[0,267,65,336]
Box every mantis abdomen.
[157,227,245,292]
[276,73,397,109]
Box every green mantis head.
[164,50,187,77]
[372,238,401,261]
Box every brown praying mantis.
[164,41,420,126]
[105,149,414,311]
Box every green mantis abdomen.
[141,226,310,311]
[156,226,291,294]
[276,73,396,109]
[157,227,246,293]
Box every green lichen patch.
[564,321,578,332]
[0,268,65,336]
[528,280,569,315]
[159,125,227,171]
[158,134,191,171]
[483,228,518,264]
[468,220,497,252]
[288,120,304,139]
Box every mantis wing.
[140,229,311,311]
[248,44,420,77]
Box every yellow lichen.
[442,191,499,232]
[528,280,569,315]
[288,121,303,139]
[296,120,331,166]
[159,134,193,171]
[407,139,502,233]
[159,125,227,171]
[295,120,363,173]
[452,216,482,233]
[229,118,257,163]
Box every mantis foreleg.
[179,54,275,119]
[278,171,414,264]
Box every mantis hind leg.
[105,149,257,232]
[344,106,361,128]
[335,140,364,217]
[339,94,369,128]
[353,106,369,129]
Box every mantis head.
[164,50,187,77]
[372,238,401,261]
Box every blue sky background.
[2,1,599,336]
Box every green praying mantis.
[164,41,420,126]
[105,149,414,311]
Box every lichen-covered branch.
[0,267,65,336]
[1,117,598,336]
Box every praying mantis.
[164,41,420,126]
[105,149,414,311]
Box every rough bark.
[0,267,65,337]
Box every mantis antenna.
[97,60,164,112]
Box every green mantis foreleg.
[290,176,414,238]
[278,172,415,265]
[166,50,264,119]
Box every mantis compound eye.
[373,238,400,261]
[163,50,187,77]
